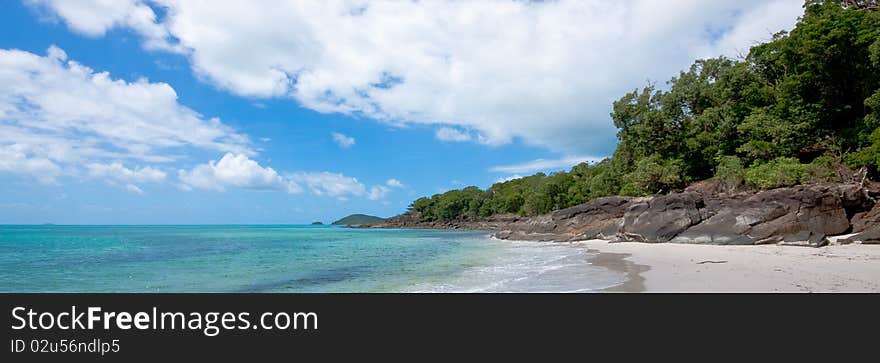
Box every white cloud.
[0,46,252,184]
[280,172,403,200]
[712,1,805,58]
[125,183,144,195]
[33,0,803,154]
[435,127,472,142]
[86,161,166,193]
[368,185,391,201]
[25,0,181,52]
[331,132,355,148]
[368,180,405,200]
[288,171,365,200]
[178,153,301,193]
[368,178,405,200]
[494,174,525,183]
[490,156,601,174]
[0,144,62,184]
[0,45,396,199]
[86,162,166,183]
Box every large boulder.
[670,185,853,246]
[495,196,635,241]
[502,214,557,234]
[617,192,704,243]
[670,202,780,245]
[841,226,880,244]
[851,204,880,233]
[551,196,635,240]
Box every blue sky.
[0,0,803,224]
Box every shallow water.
[0,225,626,292]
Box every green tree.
[715,156,745,188]
[744,157,810,189]
[619,155,685,196]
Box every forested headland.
[403,1,880,222]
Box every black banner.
[1,293,877,361]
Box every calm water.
[0,225,626,293]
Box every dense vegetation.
[407,1,880,222]
[332,214,386,225]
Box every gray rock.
[371,183,877,248]
[552,196,634,241]
[671,185,852,246]
[777,230,829,247]
[618,192,704,243]
[842,226,880,244]
[851,203,880,233]
[494,196,635,241]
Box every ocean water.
[0,225,627,293]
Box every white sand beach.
[583,239,880,292]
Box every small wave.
[403,239,628,293]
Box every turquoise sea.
[0,225,627,293]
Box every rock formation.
[363,183,879,247]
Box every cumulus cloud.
[494,174,525,183]
[711,1,806,58]
[125,183,144,195]
[287,171,365,200]
[32,0,803,154]
[490,156,602,175]
[366,179,405,200]
[176,154,401,201]
[25,0,181,52]
[0,144,62,184]
[331,132,355,148]
[386,179,404,188]
[0,45,397,199]
[435,127,472,142]
[0,46,252,184]
[86,161,166,193]
[280,172,404,201]
[86,162,166,183]
[368,185,391,201]
[178,153,301,193]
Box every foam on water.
[404,238,627,293]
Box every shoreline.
[588,250,649,292]
[385,227,880,292]
[580,239,880,292]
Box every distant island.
[310,221,324,225]
[332,214,385,225]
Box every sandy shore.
[581,239,880,292]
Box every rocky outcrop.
[366,183,879,248]
[851,204,880,233]
[841,227,880,244]
[491,196,636,241]
[550,196,635,239]
[618,192,704,243]
[527,184,873,247]
[669,185,857,247]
